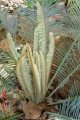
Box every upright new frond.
[21,44,27,56]
[20,55,35,101]
[16,58,29,97]
[36,2,46,56]
[26,44,41,103]
[7,33,19,61]
[33,28,39,59]
[46,32,55,82]
[39,51,46,101]
[35,52,40,74]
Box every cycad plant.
[0,0,80,119]
[7,1,55,104]
[0,0,62,102]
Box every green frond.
[0,77,23,99]
[0,52,16,86]
[67,0,80,15]
[47,112,75,120]
[0,65,9,79]
[49,80,80,119]
[47,97,80,120]
[0,48,14,65]
[60,97,80,119]
[69,81,80,98]
[0,7,18,39]
[6,113,24,120]
[48,80,80,106]
[17,5,37,42]
[42,0,62,8]
[24,0,62,8]
[0,65,16,85]
[48,33,80,97]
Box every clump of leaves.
[7,1,55,104]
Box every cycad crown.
[7,1,55,103]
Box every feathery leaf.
[7,33,19,62]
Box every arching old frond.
[48,33,80,97]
